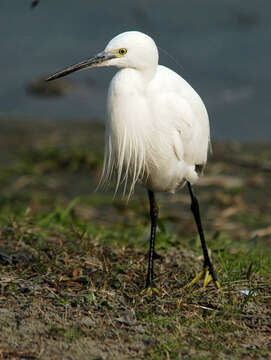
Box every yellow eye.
[119,48,127,56]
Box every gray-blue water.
[1,0,271,141]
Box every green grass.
[0,119,270,359]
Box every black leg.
[145,190,159,288]
[187,182,219,285]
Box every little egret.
[46,31,220,294]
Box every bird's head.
[46,31,159,81]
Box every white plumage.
[46,31,220,293]
[99,31,210,197]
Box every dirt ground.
[0,118,270,359]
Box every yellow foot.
[184,266,221,290]
[141,286,159,297]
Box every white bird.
[46,31,220,294]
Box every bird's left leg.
[141,190,159,296]
[184,182,220,289]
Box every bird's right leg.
[184,182,220,289]
[141,190,159,296]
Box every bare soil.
[0,118,270,360]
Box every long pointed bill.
[46,51,116,81]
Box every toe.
[141,286,159,296]
[203,269,213,288]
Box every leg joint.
[150,203,159,219]
[148,190,159,219]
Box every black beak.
[46,51,116,81]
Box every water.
[1,0,271,141]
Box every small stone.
[80,316,95,328]
[116,308,137,326]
